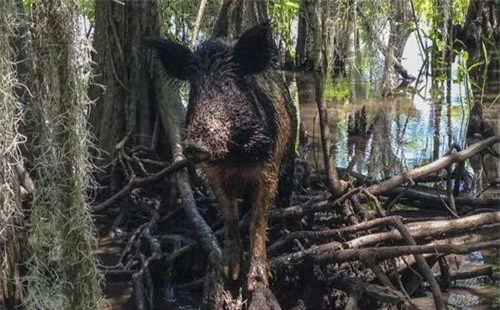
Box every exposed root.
[94,136,500,309]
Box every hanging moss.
[24,0,103,309]
[0,1,27,309]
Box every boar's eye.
[143,38,193,81]
[233,21,275,76]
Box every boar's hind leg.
[217,192,243,281]
[247,168,278,291]
[278,155,295,208]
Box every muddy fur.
[146,21,297,295]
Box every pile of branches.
[93,135,500,310]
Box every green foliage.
[325,77,350,101]
[414,0,435,22]
[21,0,32,12]
[451,0,470,23]
[81,0,95,23]
[269,0,299,51]
[414,0,471,83]
[161,0,198,43]
[21,0,96,22]
[414,0,468,23]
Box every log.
[272,136,500,219]
[436,265,494,282]
[346,211,500,249]
[271,239,500,268]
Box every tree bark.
[212,0,268,39]
[89,0,163,164]
[296,0,322,71]
[464,0,500,187]
[191,0,209,48]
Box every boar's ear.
[233,21,275,75]
[143,38,193,81]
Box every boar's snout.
[183,140,211,162]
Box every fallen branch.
[268,216,402,256]
[393,226,499,274]
[365,136,500,196]
[92,159,189,212]
[385,187,499,209]
[273,211,499,256]
[392,219,446,310]
[330,276,416,309]
[272,136,500,219]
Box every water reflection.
[298,74,471,179]
[296,33,499,190]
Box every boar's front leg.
[247,167,278,291]
[215,189,243,281]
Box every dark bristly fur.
[145,22,296,292]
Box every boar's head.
[146,22,278,164]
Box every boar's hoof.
[248,282,282,310]
[247,258,269,291]
[222,242,242,281]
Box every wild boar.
[146,21,296,291]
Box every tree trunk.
[213,0,268,39]
[296,0,344,197]
[295,0,323,71]
[89,0,164,165]
[24,0,103,308]
[346,0,357,97]
[464,0,499,187]
[430,0,452,81]
[321,1,334,77]
[381,0,412,96]
[0,1,26,308]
